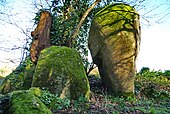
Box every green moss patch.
[95,3,138,29]
[32,46,90,100]
[10,90,52,114]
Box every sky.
[137,21,170,71]
[136,0,170,71]
[0,0,170,76]
[0,0,35,76]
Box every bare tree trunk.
[66,0,101,47]
[30,11,52,64]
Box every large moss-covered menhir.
[88,3,141,96]
[32,46,90,100]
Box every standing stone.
[31,46,90,100]
[88,3,140,96]
[30,11,51,64]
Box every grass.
[39,67,170,114]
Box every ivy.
[33,0,118,72]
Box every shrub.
[39,90,71,110]
[139,67,150,74]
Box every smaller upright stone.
[30,11,52,64]
[32,46,90,100]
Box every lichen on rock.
[32,46,90,100]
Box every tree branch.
[67,0,101,47]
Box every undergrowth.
[39,67,170,114]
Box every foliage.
[163,70,170,79]
[2,64,169,113]
[0,94,10,114]
[33,0,92,70]
[0,68,8,77]
[135,80,170,99]
[32,0,147,73]
[37,68,170,113]
[136,68,170,99]
[137,67,170,85]
[33,0,119,72]
[139,67,150,74]
[71,96,90,113]
[0,57,34,94]
[39,90,71,110]
[0,76,4,86]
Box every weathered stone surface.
[88,3,140,96]
[31,46,90,100]
[10,90,52,114]
[30,11,51,64]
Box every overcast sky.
[0,0,170,76]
